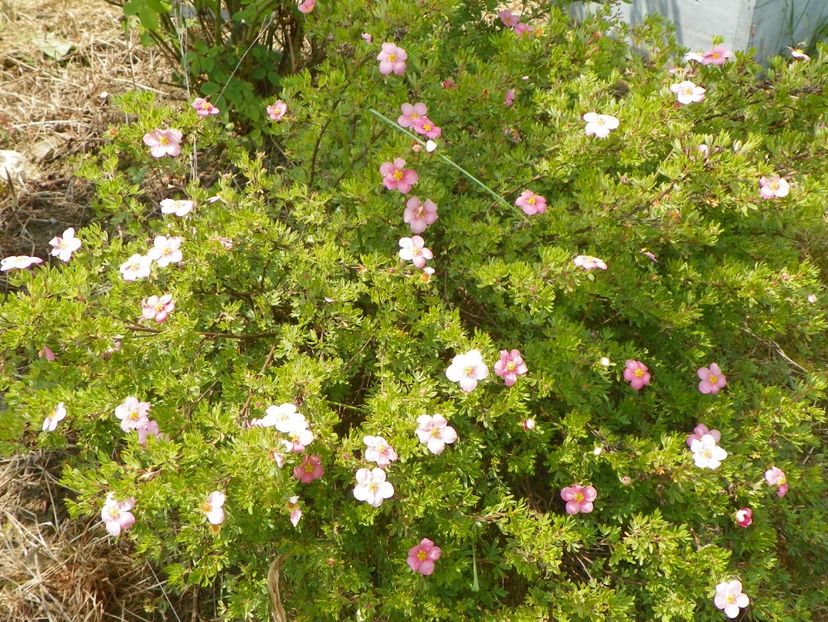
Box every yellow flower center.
[368,482,379,492]
[574,493,584,503]
[304,462,315,473]
[201,501,213,513]
[506,361,516,372]
[388,54,397,62]
[769,181,779,191]
[726,594,736,604]
[465,365,475,377]
[417,550,428,561]
[634,369,644,378]
[393,170,403,180]
[430,428,442,439]
[128,411,141,421]
[709,375,718,384]
[159,136,169,144]
[527,197,535,205]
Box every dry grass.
[0,0,175,258]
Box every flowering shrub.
[2,3,828,621]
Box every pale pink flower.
[683,51,704,63]
[202,491,226,525]
[788,46,810,61]
[101,493,136,536]
[119,253,152,281]
[560,484,597,514]
[294,455,324,483]
[759,176,790,199]
[583,112,619,138]
[702,45,734,65]
[670,80,706,104]
[380,158,419,193]
[515,190,546,215]
[445,349,489,392]
[714,580,749,619]
[765,466,788,497]
[398,236,432,269]
[267,100,288,121]
[493,349,528,386]
[269,448,286,468]
[282,425,314,453]
[685,423,721,447]
[361,33,373,43]
[807,293,817,303]
[40,345,56,361]
[573,254,607,270]
[504,89,516,107]
[403,196,438,234]
[498,9,520,27]
[1,256,43,271]
[522,418,536,431]
[141,294,175,323]
[690,433,727,469]
[735,507,752,528]
[623,359,650,390]
[160,198,194,216]
[115,396,151,433]
[287,495,302,527]
[513,23,532,36]
[192,98,219,117]
[407,538,442,575]
[416,414,458,455]
[147,235,183,268]
[412,117,442,139]
[137,420,161,447]
[398,102,428,128]
[49,228,81,262]
[363,435,398,468]
[377,43,407,75]
[297,0,315,13]
[698,363,727,394]
[353,467,394,507]
[42,402,67,432]
[143,129,182,158]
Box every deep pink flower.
[498,10,520,27]
[441,78,457,90]
[412,117,442,139]
[765,466,788,497]
[192,98,219,117]
[504,89,516,107]
[697,363,727,394]
[297,0,315,13]
[560,484,597,514]
[380,158,418,194]
[702,45,734,65]
[101,493,136,536]
[377,43,407,75]
[407,538,442,575]
[294,455,324,483]
[267,100,287,122]
[493,349,528,386]
[143,129,182,158]
[403,196,438,234]
[398,102,428,128]
[515,190,546,215]
[141,294,175,323]
[735,507,752,528]
[623,359,650,390]
[398,236,433,269]
[685,423,721,447]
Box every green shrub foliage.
[2,3,828,620]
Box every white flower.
[573,255,608,270]
[42,402,67,432]
[398,236,433,269]
[670,80,706,105]
[425,139,437,152]
[583,112,619,138]
[683,51,704,63]
[714,580,749,619]
[48,228,82,262]
[147,235,183,268]
[353,467,394,507]
[445,349,489,392]
[160,199,194,217]
[119,253,152,281]
[202,491,226,525]
[114,396,151,432]
[416,414,458,454]
[1,255,43,271]
[690,433,728,469]
[253,403,305,433]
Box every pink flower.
[363,435,398,468]
[670,80,706,104]
[412,117,442,139]
[114,396,151,432]
[143,129,182,158]
[147,235,183,267]
[702,45,734,65]
[202,491,226,525]
[380,158,419,194]
[137,420,161,447]
[398,236,433,269]
[403,196,438,234]
[690,434,728,470]
[573,255,608,270]
[353,467,394,507]
[294,455,324,483]
[398,102,428,128]
[714,580,749,619]
[623,359,651,390]
[42,402,67,432]
[40,345,56,361]
[515,190,546,215]
[119,253,152,281]
[160,198,194,216]
[504,89,516,107]
[192,98,219,117]
[101,493,136,536]
[49,227,81,262]
[297,0,315,13]
[498,10,520,27]
[560,484,597,515]
[416,414,458,455]
[765,466,788,497]
[141,294,175,323]
[583,112,619,138]
[377,42,407,75]
[759,176,790,199]
[522,418,536,431]
[788,46,810,61]
[407,538,442,576]
[685,423,721,447]
[698,363,727,394]
[441,78,457,90]
[683,51,704,63]
[361,33,373,43]
[513,23,532,36]
[286,495,302,527]
[445,349,489,392]
[267,100,288,121]
[734,507,752,528]
[493,349,528,386]
[1,256,43,271]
